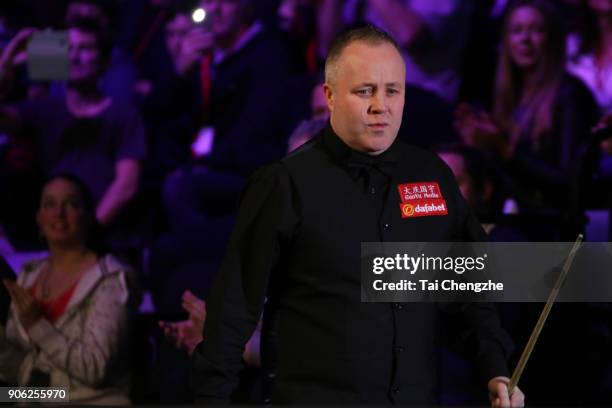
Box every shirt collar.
[321,122,399,178]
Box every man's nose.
[369,94,387,114]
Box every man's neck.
[66,84,110,117]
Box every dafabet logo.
[397,182,448,218]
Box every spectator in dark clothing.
[148,1,295,401]
[158,0,295,233]
[455,0,599,213]
[149,0,295,326]
[0,21,146,245]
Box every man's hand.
[3,278,42,330]
[174,27,213,75]
[488,376,525,408]
[0,28,36,69]
[454,103,512,159]
[159,290,206,355]
[0,28,37,99]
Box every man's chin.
[363,143,392,156]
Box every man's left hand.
[488,376,525,408]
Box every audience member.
[0,20,147,248]
[0,174,136,404]
[54,0,140,106]
[455,0,599,213]
[151,0,296,288]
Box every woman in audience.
[455,0,599,210]
[0,174,136,405]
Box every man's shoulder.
[394,141,453,174]
[281,135,325,166]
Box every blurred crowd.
[0,0,611,405]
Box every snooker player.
[192,25,525,407]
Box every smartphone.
[27,30,69,81]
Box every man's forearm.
[96,176,139,227]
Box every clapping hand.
[0,28,37,69]
[2,278,42,330]
[454,103,511,158]
[0,28,37,98]
[159,290,206,355]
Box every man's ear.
[323,83,334,113]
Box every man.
[0,20,145,239]
[160,0,295,229]
[192,25,524,407]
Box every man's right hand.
[0,28,36,70]
[0,28,36,99]
[159,290,206,355]
[174,27,213,75]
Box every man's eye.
[356,89,372,96]
[387,89,399,95]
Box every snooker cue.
[507,234,584,395]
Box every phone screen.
[27,30,69,81]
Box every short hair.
[324,24,403,85]
[66,17,114,62]
[66,0,117,25]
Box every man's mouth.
[368,123,389,129]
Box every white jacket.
[0,254,135,405]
